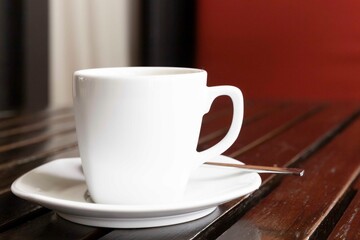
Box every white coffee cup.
[73,67,243,205]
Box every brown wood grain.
[328,175,360,239]
[0,191,48,232]
[198,101,285,146]
[0,114,74,138]
[225,103,321,156]
[0,108,72,130]
[0,131,77,166]
[0,102,358,240]
[217,106,360,240]
[0,111,76,165]
[199,103,317,153]
[191,104,359,240]
[0,212,109,240]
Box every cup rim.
[74,67,206,79]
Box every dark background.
[1,0,359,114]
[0,0,48,113]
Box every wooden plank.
[0,131,77,166]
[0,125,75,154]
[0,191,47,232]
[0,108,71,130]
[0,116,75,150]
[199,103,318,152]
[0,102,330,240]
[0,212,109,240]
[183,104,360,240]
[0,110,76,165]
[0,114,73,138]
[328,177,360,239]
[234,103,359,168]
[199,101,286,146]
[227,104,321,158]
[217,105,360,240]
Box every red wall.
[196,0,360,101]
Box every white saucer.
[11,155,261,228]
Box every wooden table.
[0,100,359,239]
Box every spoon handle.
[205,162,304,176]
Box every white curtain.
[50,0,140,107]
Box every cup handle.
[196,86,244,166]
